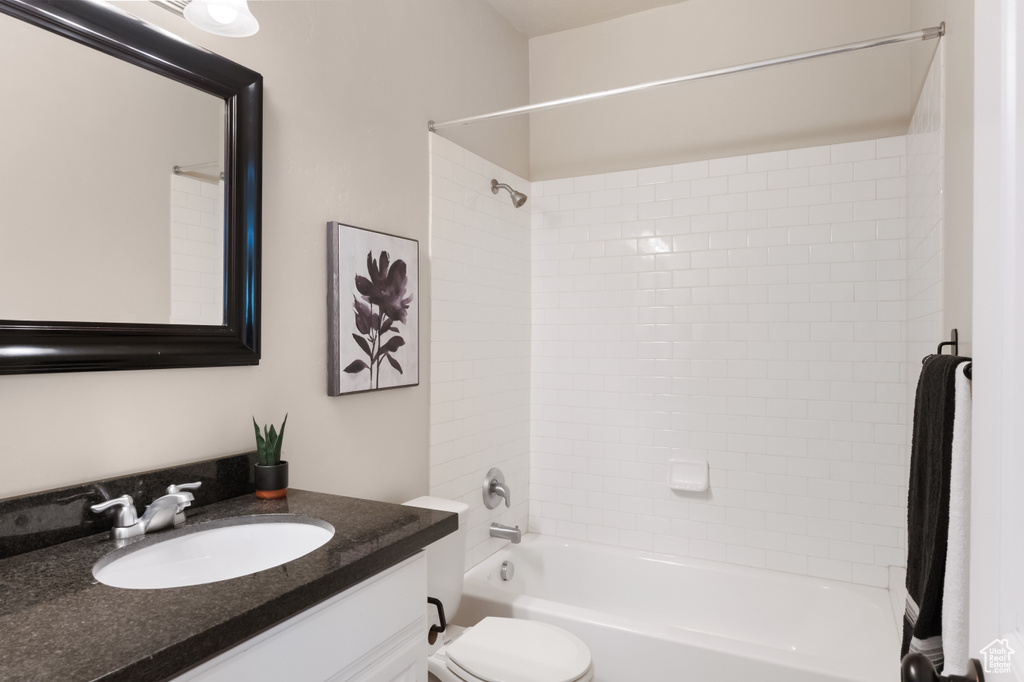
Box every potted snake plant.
[253,414,288,499]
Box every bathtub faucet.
[490,522,521,544]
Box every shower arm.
[428,24,944,132]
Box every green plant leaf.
[274,414,288,463]
[253,417,268,465]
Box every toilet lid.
[446,617,592,682]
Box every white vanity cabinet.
[172,554,427,682]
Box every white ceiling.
[483,0,688,38]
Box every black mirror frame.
[0,0,261,374]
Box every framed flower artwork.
[327,222,419,396]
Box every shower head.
[491,179,527,208]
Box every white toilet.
[404,496,594,682]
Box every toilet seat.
[444,617,593,682]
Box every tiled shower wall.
[170,173,224,325]
[529,138,910,587]
[428,134,532,569]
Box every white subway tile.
[673,160,710,181]
[574,173,606,192]
[831,181,876,204]
[854,157,902,182]
[788,145,831,168]
[710,155,747,176]
[729,172,769,193]
[638,201,673,220]
[747,150,789,172]
[831,140,877,163]
[622,185,656,204]
[876,135,907,158]
[673,196,711,216]
[854,240,902,262]
[768,245,809,266]
[831,221,877,243]
[809,243,855,264]
[876,178,907,200]
[809,162,854,186]
[788,224,831,245]
[854,198,902,221]
[747,189,790,211]
[788,185,832,207]
[605,169,639,188]
[638,165,673,185]
[768,167,810,189]
[709,193,747,214]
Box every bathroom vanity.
[171,553,428,682]
[0,455,456,681]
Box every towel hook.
[937,329,958,356]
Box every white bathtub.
[455,535,899,682]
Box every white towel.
[941,361,972,675]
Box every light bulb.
[207,5,239,25]
[184,0,259,37]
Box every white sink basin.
[93,516,335,589]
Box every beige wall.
[0,0,528,501]
[528,0,914,180]
[910,0,974,356]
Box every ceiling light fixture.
[183,0,259,37]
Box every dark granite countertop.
[0,489,456,682]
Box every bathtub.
[455,535,899,682]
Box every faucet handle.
[483,468,511,509]
[90,494,138,528]
[165,481,202,495]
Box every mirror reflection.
[0,11,225,325]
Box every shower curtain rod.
[427,24,944,132]
[173,162,224,185]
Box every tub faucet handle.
[483,468,510,509]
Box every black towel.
[903,354,962,671]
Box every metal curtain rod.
[428,23,944,132]
[173,162,224,185]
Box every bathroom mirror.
[0,0,262,373]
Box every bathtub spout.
[490,522,521,544]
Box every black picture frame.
[0,0,262,374]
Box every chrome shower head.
[491,179,527,208]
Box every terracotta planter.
[254,460,288,499]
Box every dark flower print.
[344,251,413,389]
[355,251,413,324]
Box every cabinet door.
[173,554,426,682]
[336,629,424,682]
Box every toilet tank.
[403,496,469,622]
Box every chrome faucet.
[90,482,201,541]
[489,522,521,544]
